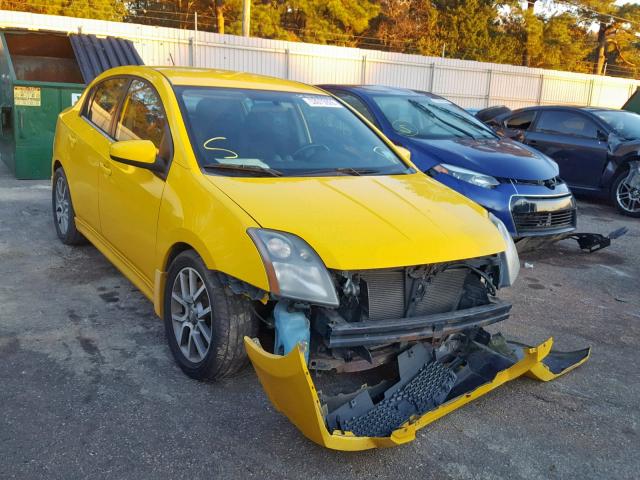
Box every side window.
[116,79,172,163]
[535,111,598,138]
[85,78,128,134]
[506,111,535,130]
[332,92,377,125]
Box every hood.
[208,173,505,270]
[405,137,558,181]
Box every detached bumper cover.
[244,336,589,451]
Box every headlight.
[488,213,520,287]
[434,163,499,188]
[248,228,339,307]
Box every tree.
[1,0,126,21]
[433,0,514,62]
[369,0,440,54]
[281,0,381,46]
[570,0,640,75]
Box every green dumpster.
[0,31,84,180]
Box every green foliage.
[3,0,126,21]
[4,0,640,78]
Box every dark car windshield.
[174,87,412,177]
[592,110,640,141]
[372,94,497,140]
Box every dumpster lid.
[69,34,144,84]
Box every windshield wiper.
[297,167,383,176]
[202,163,283,177]
[407,99,476,139]
[426,101,497,139]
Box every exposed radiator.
[360,268,469,321]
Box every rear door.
[524,109,608,188]
[98,78,171,282]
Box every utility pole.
[242,0,251,37]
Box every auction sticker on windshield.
[301,96,342,108]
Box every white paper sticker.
[71,93,81,105]
[216,158,271,168]
[301,96,342,108]
[14,86,40,107]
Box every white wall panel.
[1,9,638,110]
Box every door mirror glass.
[110,140,159,169]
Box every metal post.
[361,55,367,84]
[587,78,595,106]
[486,69,493,107]
[194,11,198,66]
[242,0,251,37]
[537,74,545,105]
[429,63,437,93]
[285,48,290,79]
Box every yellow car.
[52,66,588,450]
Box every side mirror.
[597,130,609,142]
[109,140,162,171]
[394,145,411,161]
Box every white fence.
[1,9,638,109]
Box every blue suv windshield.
[174,86,413,177]
[372,94,497,140]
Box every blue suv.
[319,85,577,239]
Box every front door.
[98,78,172,283]
[525,110,608,189]
[69,77,129,232]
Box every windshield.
[593,110,640,141]
[372,94,497,140]
[174,87,412,177]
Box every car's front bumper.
[432,173,576,237]
[245,336,589,451]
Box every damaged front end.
[244,255,590,450]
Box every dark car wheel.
[52,167,85,245]
[611,168,640,217]
[163,250,258,381]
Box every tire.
[163,250,258,381]
[52,167,85,245]
[610,167,640,218]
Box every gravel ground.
[0,161,638,480]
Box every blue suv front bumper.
[431,173,577,238]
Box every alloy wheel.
[616,178,640,213]
[54,175,70,235]
[170,267,213,363]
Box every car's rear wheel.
[611,168,640,217]
[163,250,258,381]
[52,167,85,245]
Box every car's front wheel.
[163,250,258,381]
[52,167,85,245]
[611,167,640,217]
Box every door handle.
[68,134,77,148]
[99,161,112,176]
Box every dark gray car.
[491,106,640,217]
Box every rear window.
[505,111,535,130]
[85,78,129,134]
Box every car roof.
[319,84,440,98]
[100,65,324,94]
[510,105,618,114]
